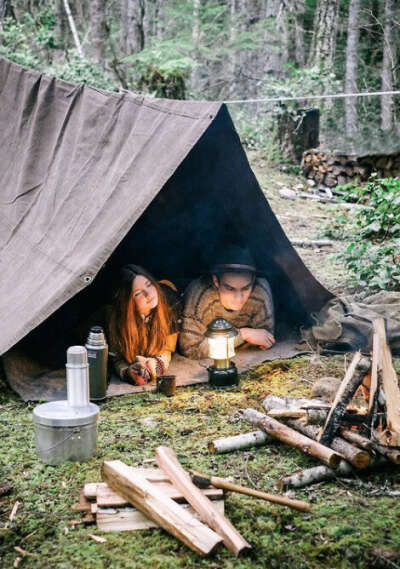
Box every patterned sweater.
[179,276,274,359]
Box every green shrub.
[327,176,400,293]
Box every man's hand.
[240,328,275,349]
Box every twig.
[14,546,37,558]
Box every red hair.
[109,265,174,363]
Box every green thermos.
[85,326,108,401]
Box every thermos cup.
[85,326,108,401]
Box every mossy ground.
[1,158,400,568]
[1,355,400,569]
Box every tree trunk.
[308,0,339,71]
[120,0,145,56]
[345,0,361,141]
[294,0,305,67]
[264,0,286,78]
[90,0,106,64]
[191,0,202,93]
[381,0,395,131]
[62,0,84,58]
[228,0,238,96]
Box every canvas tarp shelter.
[0,58,333,396]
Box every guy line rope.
[223,90,400,104]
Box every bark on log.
[278,460,353,490]
[339,428,374,452]
[263,395,327,413]
[305,409,369,426]
[208,431,270,454]
[318,353,371,446]
[101,460,223,556]
[243,409,342,468]
[278,455,387,489]
[155,446,251,557]
[287,420,371,469]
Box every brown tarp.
[0,58,221,355]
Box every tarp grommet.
[82,274,93,284]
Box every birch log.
[101,460,222,556]
[243,409,342,468]
[208,431,270,454]
[278,461,353,490]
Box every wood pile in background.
[301,149,400,188]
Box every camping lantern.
[205,318,239,388]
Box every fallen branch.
[291,239,334,248]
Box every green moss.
[1,354,400,568]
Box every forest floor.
[0,153,399,569]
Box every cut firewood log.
[287,420,371,469]
[208,431,271,454]
[155,446,251,557]
[102,460,223,556]
[263,395,327,413]
[243,409,342,468]
[304,408,367,426]
[339,429,374,452]
[368,329,381,416]
[95,480,223,507]
[278,460,353,490]
[318,353,371,446]
[96,501,225,533]
[370,443,400,465]
[278,454,387,490]
[267,408,307,419]
[371,319,400,447]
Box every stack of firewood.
[72,445,313,554]
[209,318,400,489]
[301,149,400,188]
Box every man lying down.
[179,246,276,360]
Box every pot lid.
[33,400,99,427]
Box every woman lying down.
[108,264,179,386]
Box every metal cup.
[156,375,176,397]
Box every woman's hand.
[125,362,151,386]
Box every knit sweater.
[179,276,274,359]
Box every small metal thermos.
[85,326,108,401]
[66,345,90,407]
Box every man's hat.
[210,245,257,275]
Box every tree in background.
[380,0,396,132]
[345,0,361,141]
[0,0,399,151]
